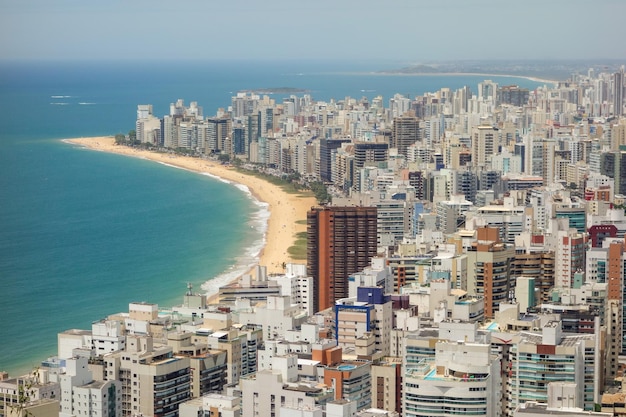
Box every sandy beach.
[64,136,317,300]
[372,71,559,85]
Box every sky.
[1,0,625,62]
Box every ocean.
[0,59,545,376]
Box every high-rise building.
[456,169,479,203]
[436,194,473,235]
[478,80,498,102]
[354,142,389,168]
[376,199,414,247]
[497,85,530,107]
[511,251,555,302]
[391,115,420,158]
[472,125,498,168]
[323,361,372,410]
[467,227,515,319]
[162,115,179,149]
[334,287,392,356]
[507,321,600,414]
[613,68,624,116]
[187,350,227,399]
[232,123,246,155]
[319,138,351,182]
[407,171,427,200]
[246,112,261,157]
[59,357,122,417]
[371,359,403,414]
[600,147,626,195]
[587,239,626,376]
[207,327,261,385]
[611,120,626,151]
[104,335,191,417]
[554,206,586,234]
[136,104,161,145]
[206,116,231,154]
[240,366,334,417]
[307,206,378,312]
[403,340,502,417]
[554,228,586,289]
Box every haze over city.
[1,0,625,62]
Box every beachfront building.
[237,295,309,340]
[103,335,191,417]
[91,319,126,356]
[59,357,121,417]
[0,372,60,417]
[269,263,315,316]
[218,271,282,304]
[307,206,378,312]
[136,104,161,145]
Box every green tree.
[128,130,136,142]
[310,181,331,204]
[114,133,126,145]
[9,368,39,417]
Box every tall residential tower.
[307,206,378,312]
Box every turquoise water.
[0,59,545,376]
[0,136,260,376]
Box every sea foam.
[199,173,269,297]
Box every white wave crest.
[141,162,270,299]
[202,172,232,185]
[200,178,269,298]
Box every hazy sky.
[1,0,624,62]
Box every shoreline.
[63,136,317,303]
[369,71,560,85]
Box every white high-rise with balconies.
[403,340,502,417]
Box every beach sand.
[65,136,317,301]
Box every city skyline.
[1,0,625,62]
[2,56,626,415]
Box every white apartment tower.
[104,335,191,417]
[507,321,600,415]
[472,125,498,168]
[403,340,502,417]
[59,357,122,417]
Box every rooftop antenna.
[186,282,193,296]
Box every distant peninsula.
[238,87,309,94]
[378,59,626,82]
